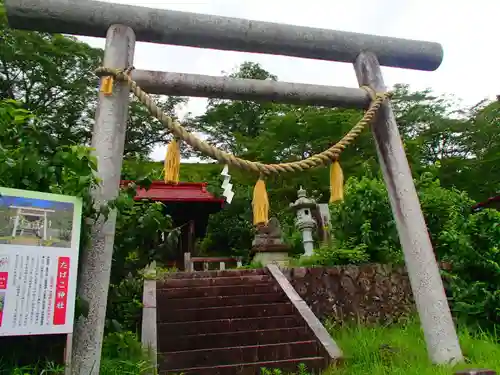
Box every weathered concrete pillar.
[12,208,21,236]
[141,263,158,373]
[71,24,135,375]
[354,51,463,364]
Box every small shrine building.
[120,180,225,267]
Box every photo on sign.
[0,256,8,272]
[0,194,74,248]
[0,292,4,313]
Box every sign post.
[0,187,82,337]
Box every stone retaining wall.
[282,264,414,325]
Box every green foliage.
[99,358,154,375]
[112,196,177,280]
[416,171,474,258]
[125,96,188,158]
[106,191,179,334]
[0,99,99,250]
[294,242,370,267]
[0,6,101,143]
[187,62,278,156]
[0,362,65,374]
[237,261,264,270]
[0,3,186,158]
[260,363,310,375]
[0,99,98,194]
[200,184,254,258]
[101,331,145,362]
[325,172,500,330]
[0,99,171,361]
[2,332,154,374]
[326,171,477,264]
[464,100,500,199]
[323,319,500,374]
[106,275,144,334]
[282,230,306,259]
[260,319,500,374]
[0,15,189,369]
[187,64,498,267]
[441,209,500,328]
[329,175,400,263]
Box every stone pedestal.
[251,218,290,266]
[252,244,290,267]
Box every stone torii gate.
[10,205,54,240]
[5,0,463,373]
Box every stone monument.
[251,217,290,266]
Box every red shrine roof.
[472,194,500,212]
[120,180,225,205]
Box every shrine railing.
[183,252,243,272]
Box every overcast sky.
[78,0,499,161]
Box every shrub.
[442,209,500,328]
[328,173,476,264]
[200,191,254,259]
[328,176,400,263]
[101,331,145,362]
[293,241,369,267]
[326,172,500,330]
[106,274,144,334]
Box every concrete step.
[161,269,267,280]
[157,274,272,289]
[158,315,305,336]
[160,340,320,370]
[157,283,279,299]
[158,327,313,352]
[160,356,327,375]
[154,267,334,374]
[158,302,295,323]
[160,293,287,310]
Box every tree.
[187,62,500,264]
[0,3,186,158]
[0,4,100,145]
[0,99,98,219]
[0,97,101,369]
[326,171,500,330]
[124,96,188,158]
[0,97,179,368]
[186,61,376,205]
[186,62,279,156]
[442,208,500,329]
[462,99,500,200]
[199,184,254,259]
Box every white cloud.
[77,0,499,161]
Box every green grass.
[0,358,155,375]
[99,358,155,374]
[321,319,500,375]
[3,320,499,374]
[0,362,64,374]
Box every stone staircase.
[151,267,341,374]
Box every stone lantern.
[289,187,317,256]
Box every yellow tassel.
[164,139,180,184]
[252,178,269,226]
[100,76,114,96]
[329,161,344,203]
